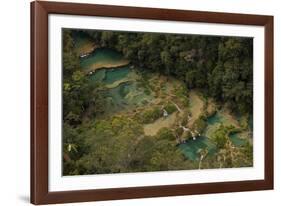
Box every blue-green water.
[104,67,130,84]
[206,111,235,126]
[229,133,247,147]
[207,113,221,125]
[89,66,130,85]
[206,112,247,146]
[83,48,153,114]
[89,69,106,82]
[178,136,217,161]
[80,48,124,70]
[103,82,133,112]
[89,66,135,113]
[179,112,250,160]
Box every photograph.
[62,28,254,176]
[29,1,274,204]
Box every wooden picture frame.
[31,1,274,204]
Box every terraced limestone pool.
[89,66,130,84]
[79,48,154,115]
[179,111,249,161]
[229,133,247,147]
[206,111,248,147]
[178,136,217,161]
[80,48,129,71]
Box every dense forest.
[62,29,253,175]
[83,30,253,113]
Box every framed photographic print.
[31,1,274,204]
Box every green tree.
[211,124,228,149]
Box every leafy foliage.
[138,107,162,124]
[62,29,253,175]
[164,103,177,114]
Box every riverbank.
[73,33,98,56]
[85,59,130,73]
[187,91,204,127]
[80,47,130,73]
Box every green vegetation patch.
[163,103,177,114]
[138,107,162,124]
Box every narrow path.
[187,91,204,127]
[171,101,182,113]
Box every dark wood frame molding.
[31,1,274,204]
